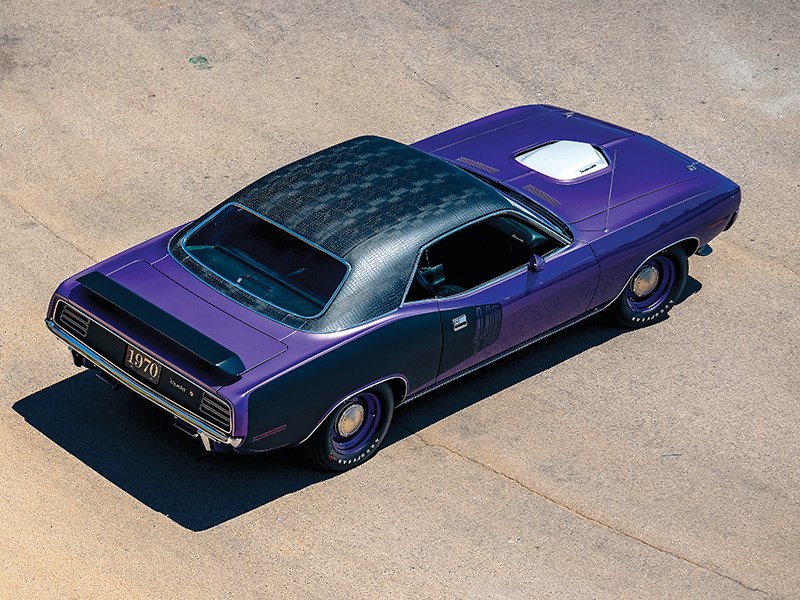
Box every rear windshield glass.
[182,204,349,318]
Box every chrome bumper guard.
[47,318,244,449]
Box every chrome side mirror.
[529,254,545,273]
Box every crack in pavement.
[402,63,475,113]
[6,195,98,263]
[396,423,768,597]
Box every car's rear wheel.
[306,383,394,471]
[614,245,688,328]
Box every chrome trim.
[47,316,243,447]
[198,392,233,431]
[297,375,408,446]
[502,199,572,246]
[59,308,89,337]
[178,201,352,320]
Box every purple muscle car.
[46,105,740,470]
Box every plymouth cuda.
[46,105,740,470]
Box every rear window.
[182,204,349,318]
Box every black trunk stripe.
[77,271,245,376]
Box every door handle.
[452,314,467,331]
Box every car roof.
[169,136,512,332]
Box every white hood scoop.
[516,141,609,181]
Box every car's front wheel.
[614,245,688,328]
[306,383,394,471]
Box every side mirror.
[529,254,545,273]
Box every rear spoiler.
[77,271,246,377]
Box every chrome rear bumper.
[46,318,244,449]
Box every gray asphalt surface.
[1,1,798,598]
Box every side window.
[405,215,562,302]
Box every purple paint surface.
[46,105,741,456]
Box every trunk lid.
[105,261,287,373]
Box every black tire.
[305,383,394,472]
[614,245,688,328]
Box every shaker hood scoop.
[515,140,610,181]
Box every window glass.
[183,204,349,318]
[405,215,562,302]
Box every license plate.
[124,345,162,385]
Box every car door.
[405,213,600,383]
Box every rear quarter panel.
[236,306,442,452]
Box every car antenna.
[602,148,617,233]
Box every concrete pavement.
[1,1,798,598]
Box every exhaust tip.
[198,431,213,452]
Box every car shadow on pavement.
[14,370,332,531]
[14,278,701,532]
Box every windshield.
[456,167,573,243]
[182,204,350,318]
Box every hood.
[415,105,706,223]
[505,135,706,223]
